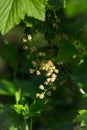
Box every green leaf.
[79,128,87,130]
[13,104,30,119]
[0,79,15,95]
[24,104,29,115]
[30,99,48,117]
[13,104,24,114]
[73,109,87,124]
[0,44,19,70]
[57,40,76,62]
[0,0,47,34]
[9,126,18,130]
[0,106,24,129]
[66,0,87,17]
[15,89,21,104]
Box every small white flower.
[51,73,57,78]
[29,68,34,74]
[47,78,51,82]
[48,60,53,66]
[39,85,44,90]
[40,63,45,70]
[47,91,51,96]
[23,38,27,42]
[23,45,28,50]
[38,52,43,56]
[54,69,59,73]
[42,52,46,56]
[36,93,40,98]
[38,52,46,57]
[32,61,36,67]
[46,72,51,77]
[27,35,32,41]
[44,81,48,85]
[36,70,41,75]
[36,93,44,99]
[51,66,56,70]
[52,86,56,90]
[50,77,56,82]
[45,64,49,70]
[49,69,53,73]
[39,93,44,99]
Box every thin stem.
[29,117,33,130]
[25,119,29,130]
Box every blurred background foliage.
[0,0,87,130]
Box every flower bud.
[29,68,34,74]
[39,85,44,90]
[39,93,44,99]
[36,70,41,75]
[27,35,32,41]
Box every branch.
[62,63,86,95]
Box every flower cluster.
[29,59,59,99]
[37,52,46,57]
[29,51,46,75]
[40,60,59,84]
[22,34,37,59]
[22,36,59,100]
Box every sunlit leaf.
[0,0,47,34]
[73,109,87,123]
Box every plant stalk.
[25,119,29,130]
[29,117,33,130]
